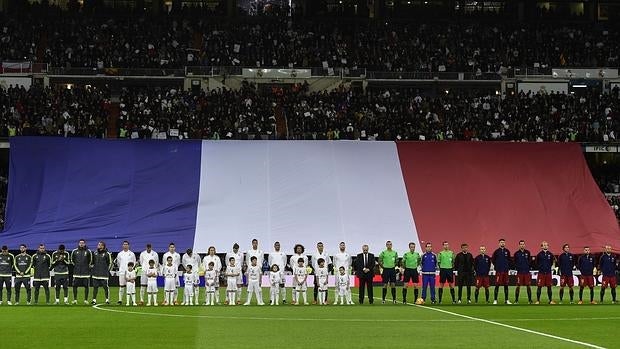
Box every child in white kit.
[193,265,201,306]
[225,257,241,306]
[269,264,282,305]
[293,258,308,305]
[337,266,351,305]
[244,256,264,305]
[163,256,177,306]
[183,264,196,306]
[125,262,138,306]
[146,259,159,306]
[316,258,329,305]
[204,261,217,306]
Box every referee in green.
[438,241,456,304]
[401,242,421,304]
[379,240,398,304]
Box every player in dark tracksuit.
[0,245,15,304]
[51,245,71,304]
[71,239,93,304]
[32,244,52,304]
[14,244,33,304]
[420,243,438,303]
[92,241,113,305]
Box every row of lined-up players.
[0,238,618,306]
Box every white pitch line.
[92,303,620,325]
[353,292,606,349]
[410,302,607,349]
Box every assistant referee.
[401,242,421,304]
[379,241,398,304]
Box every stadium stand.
[0,6,619,71]
[1,85,618,143]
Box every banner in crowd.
[242,68,311,79]
[551,68,618,79]
[0,76,32,89]
[2,138,618,253]
[0,61,32,74]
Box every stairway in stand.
[274,104,287,139]
[106,95,120,138]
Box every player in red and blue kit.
[421,243,438,304]
[577,246,596,304]
[491,238,511,304]
[513,240,532,304]
[535,241,556,304]
[558,244,575,304]
[598,245,617,304]
[474,245,492,303]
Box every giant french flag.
[3,137,619,253]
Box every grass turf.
[0,286,618,348]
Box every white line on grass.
[92,303,620,326]
[91,304,620,324]
[410,301,605,348]
[353,292,606,349]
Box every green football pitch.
[0,286,618,349]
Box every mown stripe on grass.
[92,304,474,322]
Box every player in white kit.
[268,241,287,303]
[269,264,282,305]
[245,239,263,272]
[182,248,201,305]
[316,258,329,305]
[204,262,217,305]
[244,256,264,305]
[312,242,332,304]
[225,257,241,306]
[115,241,137,305]
[293,258,309,305]
[125,262,137,306]
[332,241,354,304]
[162,243,181,305]
[163,256,177,306]
[182,264,197,306]
[202,246,222,305]
[289,244,308,304]
[225,243,244,304]
[336,266,351,305]
[139,244,158,305]
[146,259,158,306]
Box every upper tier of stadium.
[0,3,618,71]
